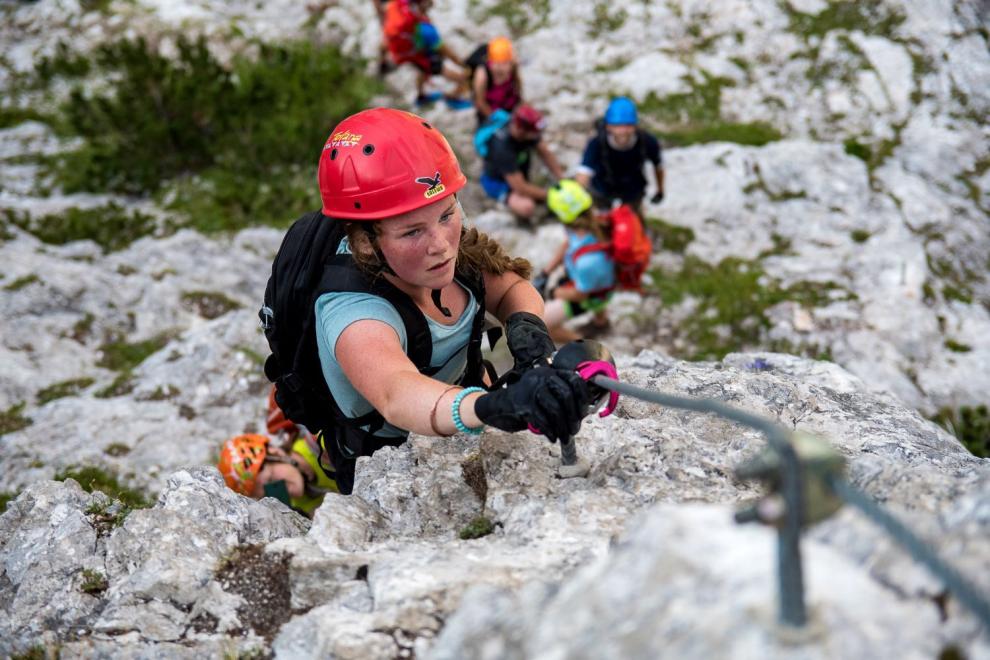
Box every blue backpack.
[473,108,512,158]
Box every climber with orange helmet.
[467,36,523,125]
[217,429,338,518]
[479,104,565,220]
[382,0,471,109]
[262,107,592,494]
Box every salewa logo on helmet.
[416,171,446,199]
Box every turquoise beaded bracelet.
[452,387,485,435]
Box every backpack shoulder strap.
[572,241,611,260]
[596,119,617,190]
[317,255,433,371]
[453,265,495,388]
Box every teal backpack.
[473,108,512,157]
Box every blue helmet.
[604,96,638,125]
[417,22,442,51]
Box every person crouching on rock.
[535,180,616,344]
[304,108,590,494]
[217,432,337,518]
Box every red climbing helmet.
[512,104,546,133]
[317,107,467,220]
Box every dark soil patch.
[460,454,488,504]
[216,544,293,641]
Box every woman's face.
[489,60,513,81]
[375,197,462,291]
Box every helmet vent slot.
[354,201,362,209]
[422,122,432,130]
[330,148,338,160]
[363,144,375,156]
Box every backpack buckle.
[259,305,274,330]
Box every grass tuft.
[931,405,989,458]
[56,465,151,509]
[1,403,33,435]
[37,378,95,404]
[649,256,848,361]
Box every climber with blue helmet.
[382,0,472,109]
[575,96,665,215]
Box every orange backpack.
[572,205,652,292]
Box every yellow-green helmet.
[547,179,592,224]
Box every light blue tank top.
[314,243,477,438]
[565,231,615,293]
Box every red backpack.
[572,204,652,292]
[383,0,421,63]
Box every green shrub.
[932,405,990,458]
[44,36,379,231]
[5,204,157,252]
[80,568,108,595]
[850,229,871,243]
[459,515,495,540]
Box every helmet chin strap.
[431,288,452,317]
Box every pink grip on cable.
[576,360,619,417]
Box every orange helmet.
[217,434,270,496]
[488,37,515,64]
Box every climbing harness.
[557,342,990,632]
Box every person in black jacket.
[575,96,665,215]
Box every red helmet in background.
[512,104,546,133]
[267,385,298,437]
[318,108,467,220]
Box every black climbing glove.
[650,191,665,204]
[531,271,550,299]
[475,366,590,443]
[505,311,556,372]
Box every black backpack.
[465,43,488,83]
[259,210,492,493]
